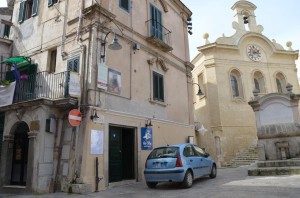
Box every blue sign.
[141,127,153,150]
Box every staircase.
[222,145,258,168]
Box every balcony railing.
[145,19,173,52]
[14,71,71,103]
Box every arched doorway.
[10,122,29,185]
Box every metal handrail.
[145,19,172,46]
[14,71,71,103]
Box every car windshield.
[148,147,179,159]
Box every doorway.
[109,126,135,183]
[10,122,29,185]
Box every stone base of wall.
[62,183,92,194]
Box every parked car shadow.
[153,176,211,190]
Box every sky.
[180,0,300,75]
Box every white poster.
[69,71,81,97]
[90,130,104,154]
[0,81,16,107]
[97,63,108,90]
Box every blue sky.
[181,0,300,72]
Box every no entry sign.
[68,109,82,126]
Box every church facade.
[192,1,299,166]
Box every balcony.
[0,71,77,111]
[145,19,173,52]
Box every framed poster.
[108,68,121,94]
[141,127,153,150]
[90,130,104,154]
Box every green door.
[0,112,4,160]
[109,126,122,182]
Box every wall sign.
[90,130,104,154]
[97,63,108,90]
[141,127,153,150]
[108,68,121,94]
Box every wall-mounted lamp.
[145,119,153,128]
[90,109,99,120]
[192,83,204,96]
[101,32,122,62]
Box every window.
[18,0,39,23]
[254,78,260,92]
[276,72,286,93]
[67,56,80,73]
[153,71,164,102]
[253,71,265,93]
[119,0,130,12]
[183,145,196,157]
[229,69,244,98]
[230,75,239,97]
[48,49,57,73]
[150,4,162,40]
[3,25,10,38]
[193,145,206,157]
[48,0,58,7]
[198,73,205,96]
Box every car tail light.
[176,155,183,167]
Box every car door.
[183,145,201,177]
[193,145,211,175]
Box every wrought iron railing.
[146,19,172,46]
[14,71,70,103]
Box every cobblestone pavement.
[1,166,300,198]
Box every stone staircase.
[222,145,258,168]
[248,158,300,176]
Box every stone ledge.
[248,166,300,176]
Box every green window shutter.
[67,56,80,73]
[158,75,164,101]
[48,0,53,7]
[153,72,158,100]
[32,0,39,17]
[18,1,26,23]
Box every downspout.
[50,117,64,192]
[61,0,69,56]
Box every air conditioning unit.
[46,118,56,133]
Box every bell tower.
[231,1,259,32]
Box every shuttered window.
[119,0,130,12]
[67,56,80,73]
[153,71,164,102]
[150,4,162,40]
[18,0,39,23]
[48,0,58,7]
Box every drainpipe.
[61,0,69,56]
[50,117,64,192]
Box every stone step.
[248,166,300,176]
[256,160,300,168]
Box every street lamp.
[101,32,122,62]
[192,83,204,96]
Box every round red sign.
[68,109,82,126]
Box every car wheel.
[182,170,193,188]
[209,164,217,178]
[146,182,158,188]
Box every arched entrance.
[10,122,29,185]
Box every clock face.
[247,45,262,61]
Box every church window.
[229,69,244,98]
[275,72,286,93]
[253,71,266,93]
